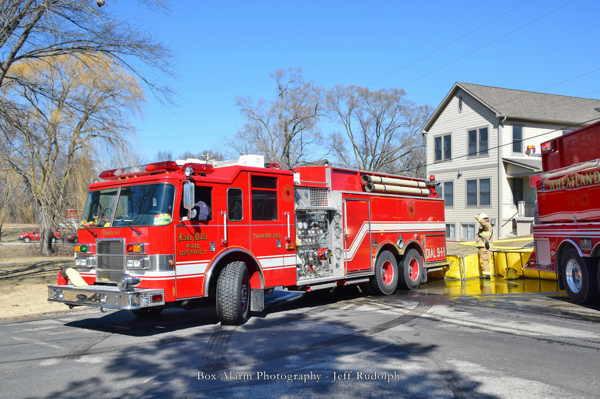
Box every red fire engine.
[528,120,600,304]
[48,155,447,324]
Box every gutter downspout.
[498,116,506,239]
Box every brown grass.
[0,241,82,322]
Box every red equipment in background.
[528,120,600,304]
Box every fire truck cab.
[48,155,447,324]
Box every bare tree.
[178,150,225,163]
[0,54,144,255]
[0,168,29,240]
[0,0,175,103]
[326,85,433,177]
[153,150,173,162]
[226,67,325,169]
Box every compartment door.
[344,199,372,274]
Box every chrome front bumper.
[47,285,165,310]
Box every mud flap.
[250,289,264,312]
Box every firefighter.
[475,213,494,278]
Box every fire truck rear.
[528,120,600,304]
[48,155,447,324]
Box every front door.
[175,183,219,299]
[344,199,372,274]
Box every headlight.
[75,258,88,267]
[126,258,148,269]
[117,274,141,292]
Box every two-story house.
[422,82,600,240]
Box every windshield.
[81,188,119,228]
[81,184,175,228]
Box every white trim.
[345,222,445,261]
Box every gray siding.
[427,89,499,240]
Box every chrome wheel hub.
[565,259,583,293]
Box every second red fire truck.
[528,120,600,304]
[48,155,448,324]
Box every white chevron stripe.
[345,222,445,261]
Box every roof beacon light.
[526,145,536,156]
[99,161,179,180]
[181,163,215,176]
[541,142,553,153]
[429,175,435,181]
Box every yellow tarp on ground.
[444,254,482,280]
[436,278,559,296]
[441,248,558,281]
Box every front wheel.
[51,237,56,243]
[561,249,599,304]
[368,250,399,295]
[398,248,423,290]
[216,261,250,325]
[23,237,30,243]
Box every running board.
[307,282,337,292]
[427,267,444,272]
[344,278,370,285]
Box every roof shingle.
[458,82,600,124]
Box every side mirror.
[183,182,197,220]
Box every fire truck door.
[249,174,288,286]
[175,184,219,299]
[344,199,372,274]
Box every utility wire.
[466,66,600,118]
[426,116,600,168]
[366,0,532,87]
[398,0,576,88]
[576,88,600,97]
[534,67,600,94]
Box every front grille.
[310,188,328,207]
[96,239,125,283]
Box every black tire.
[132,307,163,318]
[561,249,600,304]
[23,237,30,243]
[398,248,423,290]
[216,261,250,325]
[368,250,399,295]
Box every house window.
[480,178,491,206]
[468,127,488,156]
[434,134,452,161]
[443,182,453,207]
[444,135,451,159]
[446,224,456,238]
[462,224,475,239]
[466,178,491,206]
[467,180,478,206]
[513,126,523,153]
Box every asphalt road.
[1,281,600,399]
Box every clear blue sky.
[115,0,600,161]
